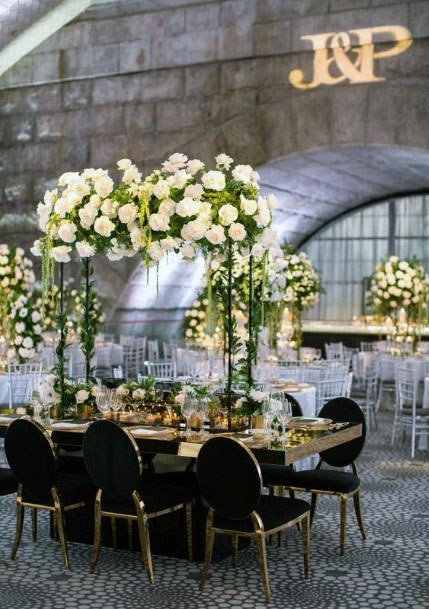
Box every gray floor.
[0,413,428,609]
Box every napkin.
[0,416,17,422]
[130,428,166,435]
[51,422,89,428]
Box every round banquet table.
[0,375,10,406]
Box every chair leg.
[90,500,102,574]
[185,502,193,562]
[11,501,24,560]
[53,513,58,541]
[111,516,117,550]
[136,512,154,584]
[127,519,133,551]
[231,535,238,566]
[339,494,348,556]
[199,512,214,593]
[310,493,318,526]
[277,531,282,547]
[31,508,37,542]
[55,508,69,570]
[411,420,416,459]
[352,491,366,540]
[301,514,310,579]
[255,532,271,604]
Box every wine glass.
[30,389,43,423]
[196,399,210,437]
[96,389,110,418]
[277,400,292,447]
[181,396,196,440]
[109,391,122,419]
[262,398,276,438]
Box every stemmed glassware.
[96,387,110,417]
[196,399,210,437]
[181,396,196,440]
[30,389,43,424]
[109,391,122,419]
[277,399,293,447]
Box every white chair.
[393,366,429,458]
[146,361,177,380]
[147,340,160,362]
[324,342,344,360]
[360,341,374,352]
[7,362,43,409]
[163,342,173,359]
[315,377,347,415]
[354,367,379,431]
[378,355,399,408]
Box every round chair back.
[5,417,57,494]
[283,393,303,417]
[319,397,366,467]
[196,436,262,520]
[83,420,142,498]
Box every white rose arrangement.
[37,375,101,413]
[183,295,211,345]
[9,293,44,362]
[0,243,35,336]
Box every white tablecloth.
[0,375,9,406]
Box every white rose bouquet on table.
[115,376,156,405]
[9,293,44,362]
[234,388,268,419]
[37,375,101,414]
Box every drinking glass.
[196,399,210,436]
[181,397,196,440]
[262,398,276,437]
[277,400,293,446]
[109,391,122,418]
[30,389,43,423]
[96,389,110,417]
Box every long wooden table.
[0,415,362,465]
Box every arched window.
[301,194,429,321]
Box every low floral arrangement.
[116,376,156,404]
[9,293,44,362]
[370,256,429,315]
[233,388,268,418]
[174,382,214,406]
[38,374,102,414]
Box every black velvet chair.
[196,436,311,603]
[83,420,195,583]
[261,397,367,555]
[4,417,95,568]
[283,393,303,417]
[0,467,17,496]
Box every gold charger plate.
[288,417,333,430]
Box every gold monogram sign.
[289,26,412,89]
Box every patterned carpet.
[0,413,428,609]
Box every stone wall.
[1,0,429,318]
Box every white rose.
[94,216,115,237]
[187,159,205,175]
[118,203,139,224]
[149,213,170,232]
[30,240,41,257]
[22,336,34,349]
[181,244,196,259]
[31,311,41,323]
[185,329,193,338]
[34,324,42,335]
[100,199,119,218]
[76,241,96,257]
[202,170,226,191]
[158,237,175,252]
[153,180,170,200]
[58,222,77,244]
[19,307,28,318]
[167,169,190,189]
[184,184,203,199]
[228,222,246,241]
[116,385,129,397]
[176,197,200,218]
[240,195,257,215]
[205,225,226,245]
[266,193,277,210]
[75,389,89,404]
[132,388,146,400]
[232,164,253,184]
[123,164,142,185]
[78,206,98,229]
[94,175,114,198]
[148,242,164,261]
[251,243,265,259]
[158,198,176,216]
[181,220,206,241]
[215,153,233,170]
[218,204,238,226]
[117,158,132,170]
[163,152,188,172]
[51,246,72,263]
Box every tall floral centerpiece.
[370,255,429,351]
[268,246,323,351]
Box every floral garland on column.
[9,294,44,362]
[370,255,429,351]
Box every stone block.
[221,60,256,91]
[292,90,332,150]
[65,44,119,78]
[258,103,297,160]
[205,90,257,124]
[4,177,32,204]
[0,56,32,88]
[63,110,91,140]
[331,85,369,145]
[221,0,256,24]
[409,1,429,39]
[36,113,65,141]
[290,14,329,52]
[140,70,184,101]
[254,20,291,56]
[33,32,60,54]
[57,139,91,169]
[119,39,151,73]
[221,112,265,166]
[329,0,370,11]
[186,4,220,30]
[1,85,61,114]
[256,0,328,20]
[153,29,219,68]
[90,135,129,167]
[62,80,92,110]
[58,21,92,49]
[32,52,60,83]
[254,54,299,87]
[218,21,254,59]
[22,143,58,172]
[186,64,221,96]
[10,118,33,144]
[90,105,124,136]
[326,4,408,34]
[123,103,155,132]
[34,176,61,201]
[0,148,23,174]
[156,99,203,131]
